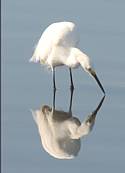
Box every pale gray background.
[2,0,125,173]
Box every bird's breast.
[65,56,80,68]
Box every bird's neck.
[71,48,91,70]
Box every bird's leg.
[69,88,74,114]
[69,68,74,91]
[52,67,56,91]
[53,87,56,110]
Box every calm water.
[2,0,125,173]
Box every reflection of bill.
[31,92,105,159]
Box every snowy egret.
[31,90,105,159]
[30,21,105,94]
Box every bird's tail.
[29,54,40,63]
[30,109,38,124]
[29,56,34,62]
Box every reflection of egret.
[31,91,105,159]
[30,22,105,94]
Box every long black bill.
[89,69,105,94]
[93,73,105,94]
[86,95,105,123]
[92,95,105,115]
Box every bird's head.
[84,113,96,131]
[75,48,105,94]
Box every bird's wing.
[49,22,79,47]
[30,22,79,63]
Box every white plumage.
[31,105,96,159]
[31,95,105,159]
[30,21,105,94]
[30,22,79,67]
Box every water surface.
[2,0,125,173]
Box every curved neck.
[71,48,91,70]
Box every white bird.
[31,95,105,159]
[30,21,105,94]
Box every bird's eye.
[86,119,91,124]
[88,119,92,123]
[87,67,92,72]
